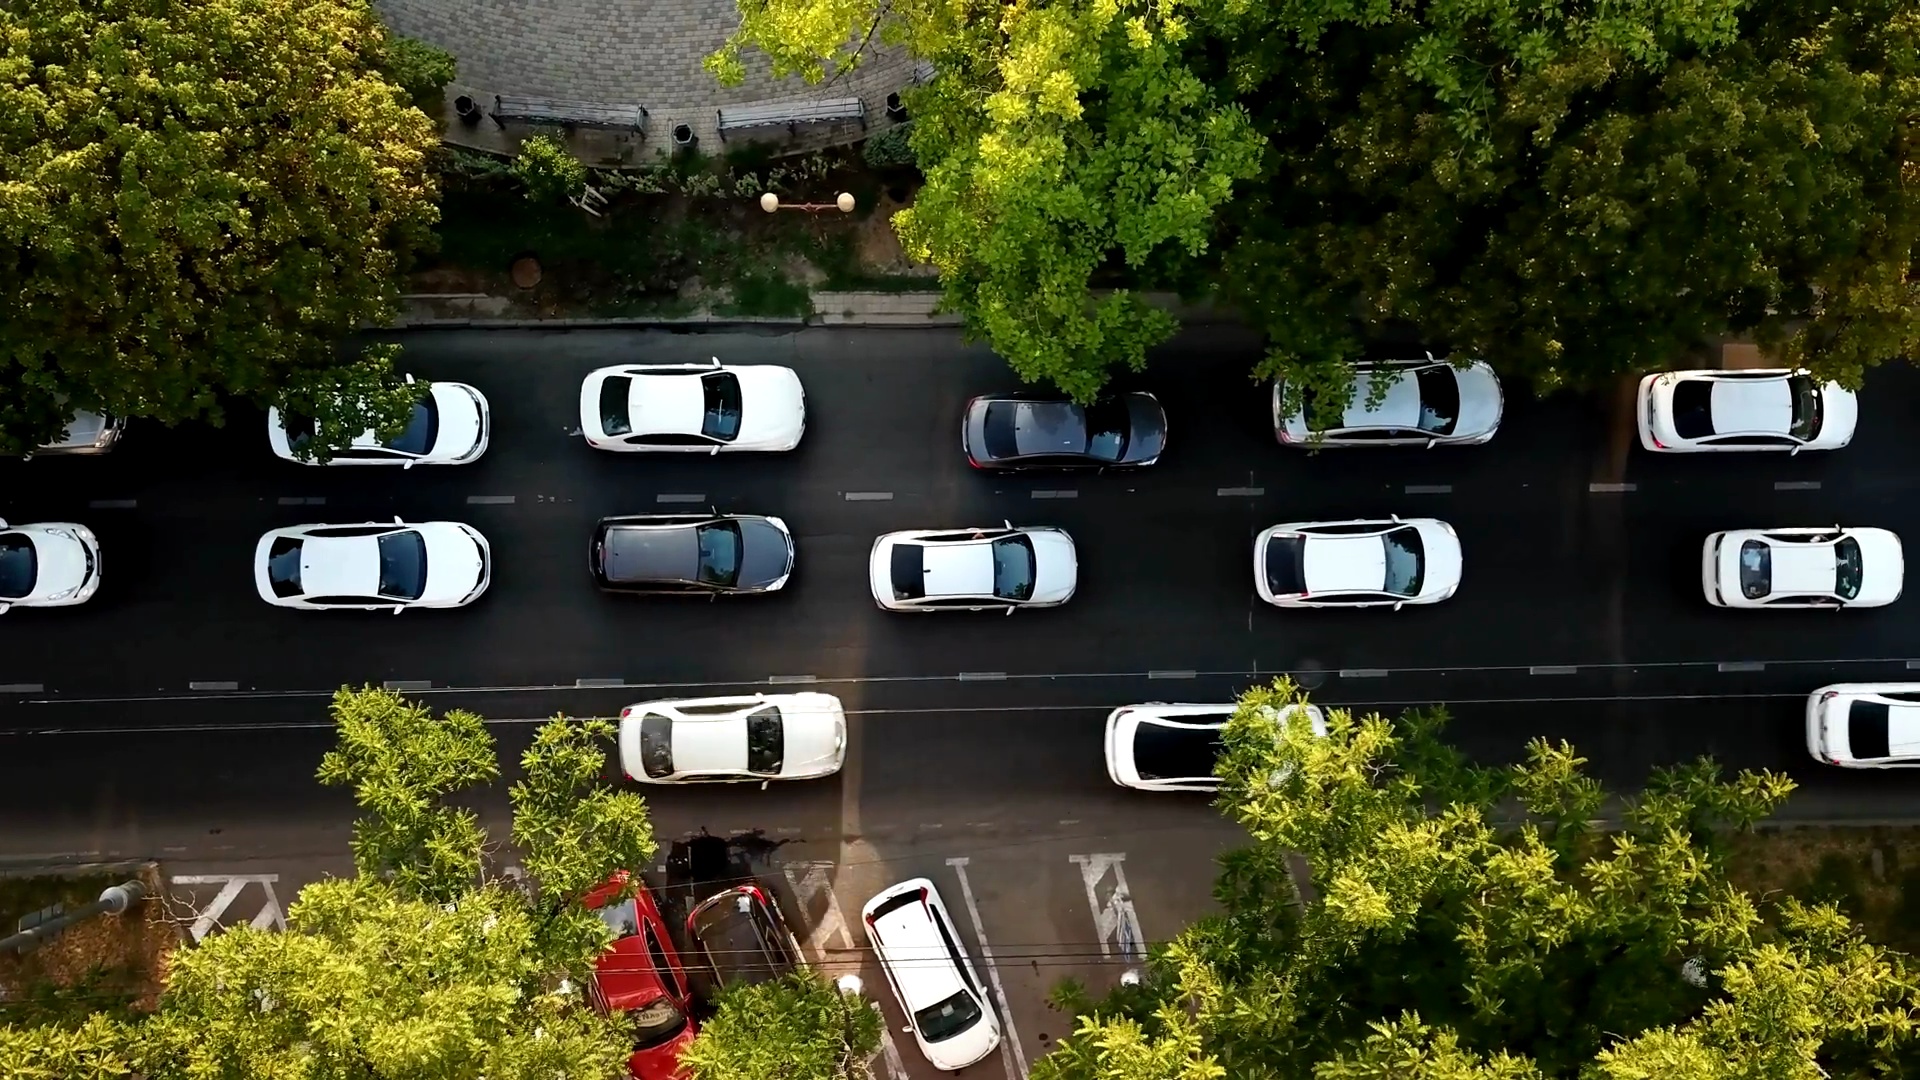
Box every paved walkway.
[375,0,919,162]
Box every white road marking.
[1717,661,1765,673]
[768,674,818,684]
[187,681,238,691]
[1588,482,1636,493]
[86,499,137,509]
[0,683,45,693]
[1216,486,1264,497]
[382,679,433,691]
[876,1018,909,1080]
[173,873,285,941]
[1069,854,1145,961]
[1148,669,1196,680]
[843,491,894,501]
[1405,484,1452,495]
[655,493,706,504]
[1339,668,1390,679]
[1907,660,1920,670]
[574,678,624,688]
[947,857,1028,1080]
[1031,490,1077,500]
[782,861,856,953]
[1528,665,1577,676]
[275,496,325,506]
[1774,480,1821,491]
[466,494,516,505]
[957,671,1007,682]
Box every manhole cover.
[510,256,543,289]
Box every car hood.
[1121,394,1167,463]
[1412,520,1464,600]
[923,1006,1001,1071]
[422,382,484,457]
[736,517,795,590]
[1810,384,1860,448]
[420,526,487,602]
[23,527,88,599]
[1852,529,1905,605]
[1450,362,1504,440]
[780,692,847,776]
[1028,529,1078,604]
[732,366,806,446]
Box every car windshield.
[1850,701,1891,759]
[1672,381,1715,439]
[376,531,428,600]
[1380,526,1425,596]
[916,989,985,1043]
[638,714,674,778]
[599,376,633,436]
[0,534,35,599]
[1084,399,1130,461]
[595,897,642,940]
[1134,722,1223,782]
[1412,366,1460,435]
[696,520,742,587]
[745,705,784,775]
[385,396,439,455]
[990,535,1037,601]
[281,413,318,453]
[267,537,304,598]
[1788,375,1823,441]
[628,995,690,1050]
[1738,540,1772,599]
[1835,536,1863,600]
[701,372,743,441]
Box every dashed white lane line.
[1774,480,1822,491]
[655,493,705,504]
[1717,661,1765,673]
[1340,668,1390,678]
[958,671,1007,682]
[276,496,325,506]
[1031,489,1077,500]
[1405,483,1452,495]
[574,677,624,688]
[1907,660,1920,670]
[1529,666,1578,676]
[1148,669,1197,680]
[383,679,433,691]
[187,681,238,691]
[844,491,894,502]
[87,499,137,509]
[947,857,1029,1080]
[466,494,516,505]
[769,674,819,684]
[1588,482,1636,494]
[0,683,45,693]
[1216,486,1264,497]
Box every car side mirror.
[0,517,9,529]
[1425,439,1438,450]
[709,356,722,368]
[1005,606,1016,616]
[1393,601,1405,611]
[393,515,404,525]
[760,780,770,791]
[1003,519,1013,529]
[0,601,11,615]
[402,459,416,470]
[404,373,416,385]
[709,445,721,456]
[1790,444,1803,456]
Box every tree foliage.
[375,32,459,112]
[1027,679,1920,1080]
[713,0,1920,404]
[0,0,439,454]
[512,135,590,205]
[679,970,884,1080]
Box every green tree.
[375,32,459,112]
[680,970,883,1080]
[0,1013,139,1080]
[0,0,439,455]
[512,135,590,205]
[1028,680,1920,1080]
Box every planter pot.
[454,95,482,127]
[671,123,697,153]
[885,92,908,123]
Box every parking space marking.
[1031,490,1077,500]
[172,873,285,941]
[87,499,137,509]
[466,494,516,505]
[844,491,894,502]
[1774,480,1821,491]
[1405,484,1452,495]
[1069,854,1144,961]
[655,493,705,504]
[947,857,1028,1080]
[1588,482,1636,494]
[1216,486,1264,497]
[783,861,856,953]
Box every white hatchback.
[1636,369,1857,453]
[1105,702,1328,792]
[616,693,847,783]
[1273,356,1503,447]
[0,520,101,612]
[869,524,1077,612]
[1701,527,1902,609]
[254,519,491,611]
[1807,684,1920,768]
[578,358,806,453]
[862,878,1002,1071]
[1254,517,1461,608]
[268,378,489,466]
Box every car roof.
[604,523,699,583]
[1708,377,1792,434]
[1339,366,1423,429]
[629,372,704,435]
[297,535,382,596]
[868,885,966,1010]
[1766,542,1839,594]
[992,400,1086,456]
[668,714,748,773]
[1302,535,1386,593]
[920,542,993,598]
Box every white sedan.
[1701,526,1902,609]
[255,519,491,611]
[1105,702,1328,792]
[869,524,1077,612]
[268,378,489,465]
[1636,369,1857,453]
[1273,356,1503,447]
[1807,684,1920,768]
[578,358,805,453]
[1254,517,1461,608]
[617,693,847,783]
[0,520,101,612]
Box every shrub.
[377,34,458,112]
[861,123,916,170]
[512,135,589,204]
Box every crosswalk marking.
[783,860,857,952]
[1069,854,1144,961]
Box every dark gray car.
[962,392,1166,470]
[591,514,794,595]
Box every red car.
[584,873,698,1079]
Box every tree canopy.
[678,970,883,1080]
[714,0,1920,404]
[1026,680,1920,1080]
[0,0,442,453]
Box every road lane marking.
[275,496,325,506]
[946,857,1028,1080]
[1717,661,1765,673]
[382,679,433,691]
[1529,666,1577,676]
[1069,854,1145,962]
[843,491,894,501]
[187,681,238,691]
[1148,670,1197,680]
[172,873,285,941]
[1588,482,1636,494]
[87,499,137,509]
[957,671,1007,682]
[466,494,516,505]
[1907,660,1920,670]
[1405,484,1452,495]
[1774,480,1821,491]
[782,861,856,953]
[1031,489,1077,500]
[1339,668,1390,679]
[0,683,45,693]
[573,678,624,688]
[768,674,818,684]
[655,493,705,504]
[1216,486,1264,497]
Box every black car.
[685,882,805,988]
[961,392,1167,470]
[590,514,794,596]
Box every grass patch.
[716,269,814,318]
[1723,826,1920,954]
[0,866,175,1026]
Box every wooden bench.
[715,97,866,140]
[491,95,648,133]
[910,60,937,85]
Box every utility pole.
[0,880,147,955]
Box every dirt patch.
[1723,825,1920,954]
[0,865,178,1023]
[853,186,937,278]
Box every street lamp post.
[760,191,857,214]
[834,975,868,1080]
